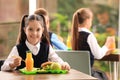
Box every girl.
[1,14,70,71]
[71,8,113,67]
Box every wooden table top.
[0,69,98,80]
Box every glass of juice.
[109,36,116,53]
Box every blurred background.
[0,0,119,57]
[0,0,119,79]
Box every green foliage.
[94,61,111,72]
[58,0,85,20]
[93,4,118,28]
[95,33,108,47]
[50,13,69,40]
[51,0,89,41]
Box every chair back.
[55,50,91,75]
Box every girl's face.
[24,20,44,45]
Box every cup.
[107,36,116,53]
[109,36,116,50]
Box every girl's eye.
[29,28,33,31]
[37,28,40,31]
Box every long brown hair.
[71,8,92,50]
[16,14,50,45]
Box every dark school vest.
[49,32,53,46]
[16,42,49,70]
[78,31,94,67]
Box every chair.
[55,50,91,75]
[0,60,4,71]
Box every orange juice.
[109,36,116,53]
[67,35,71,49]
[109,42,116,49]
[25,51,34,71]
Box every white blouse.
[78,28,108,59]
[1,40,64,71]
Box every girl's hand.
[61,62,71,71]
[106,49,113,55]
[105,36,116,49]
[9,56,22,69]
[105,36,116,54]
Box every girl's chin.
[32,43,38,45]
[31,41,39,45]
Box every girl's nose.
[33,31,37,35]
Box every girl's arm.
[1,46,19,71]
[51,33,68,50]
[87,33,108,59]
[48,45,64,64]
[48,45,70,70]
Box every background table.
[98,54,120,80]
[0,69,98,80]
[100,54,120,61]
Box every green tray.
[37,69,68,74]
[19,68,68,74]
[19,68,38,75]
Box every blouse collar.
[78,27,92,33]
[25,40,40,55]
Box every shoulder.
[9,46,18,55]
[87,32,97,42]
[51,33,59,40]
[79,31,91,36]
[51,33,57,37]
[40,42,49,47]
[49,32,53,37]
[12,46,18,50]
[16,43,25,48]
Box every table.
[0,69,98,80]
[100,54,120,61]
[99,54,120,80]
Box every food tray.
[19,68,68,74]
[19,68,37,75]
[37,69,68,74]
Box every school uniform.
[78,28,109,79]
[78,28,108,67]
[1,40,64,71]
